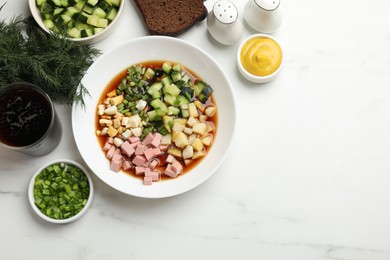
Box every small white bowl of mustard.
[237,34,283,83]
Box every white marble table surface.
[1,0,390,259]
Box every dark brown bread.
[133,0,208,36]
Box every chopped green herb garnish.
[33,163,90,220]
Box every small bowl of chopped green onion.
[28,159,93,224]
[29,0,125,44]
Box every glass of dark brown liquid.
[0,83,62,156]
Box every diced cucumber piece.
[171,71,182,82]
[53,7,64,16]
[82,4,94,14]
[143,67,155,80]
[75,21,90,29]
[77,12,89,23]
[97,0,111,11]
[67,27,81,38]
[150,99,167,115]
[181,109,190,118]
[93,7,106,18]
[68,0,77,5]
[87,14,99,26]
[65,6,78,17]
[36,0,47,7]
[106,7,117,20]
[43,19,56,30]
[163,94,176,106]
[147,110,160,121]
[167,106,180,116]
[74,0,86,11]
[180,87,194,101]
[93,27,104,34]
[49,0,62,7]
[87,0,98,6]
[97,18,108,28]
[80,28,93,37]
[67,19,75,28]
[60,0,69,7]
[40,3,54,14]
[43,13,53,19]
[163,83,181,96]
[175,95,190,106]
[172,63,181,72]
[161,76,172,86]
[162,62,172,74]
[198,85,213,103]
[147,82,163,99]
[110,0,120,7]
[103,0,113,6]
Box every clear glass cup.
[0,82,62,156]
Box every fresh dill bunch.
[0,15,101,105]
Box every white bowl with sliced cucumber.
[29,0,125,44]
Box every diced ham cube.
[129,136,141,144]
[132,155,147,166]
[152,147,162,156]
[121,141,135,157]
[103,142,112,151]
[143,176,153,185]
[159,144,169,152]
[151,171,160,181]
[106,146,116,160]
[164,164,179,178]
[135,144,146,155]
[110,160,122,172]
[166,154,175,164]
[172,160,183,174]
[112,149,123,163]
[135,166,146,175]
[130,141,140,149]
[144,148,155,161]
[107,137,114,144]
[150,133,162,148]
[142,133,154,146]
[148,159,159,170]
[122,160,132,171]
[144,168,151,177]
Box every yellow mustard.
[240,37,282,77]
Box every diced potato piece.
[172,122,185,132]
[128,115,141,128]
[97,104,105,115]
[96,130,101,136]
[186,116,197,127]
[182,145,194,159]
[192,151,205,160]
[122,117,129,126]
[205,106,216,117]
[188,102,199,118]
[161,134,172,145]
[110,95,123,106]
[107,126,118,137]
[100,127,108,136]
[122,129,132,139]
[171,131,180,141]
[184,159,193,166]
[206,122,215,133]
[104,105,117,115]
[199,115,208,122]
[188,134,197,145]
[173,118,187,126]
[183,127,193,135]
[113,118,121,129]
[113,137,123,147]
[136,99,147,110]
[192,122,207,135]
[106,89,116,98]
[117,127,123,134]
[173,131,188,148]
[131,127,142,137]
[168,148,182,158]
[191,138,204,152]
[99,118,112,126]
[194,100,205,112]
[201,135,213,146]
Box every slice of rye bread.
[133,0,208,36]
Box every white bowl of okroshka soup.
[72,36,236,198]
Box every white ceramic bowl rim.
[28,159,94,224]
[28,0,125,43]
[237,33,284,82]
